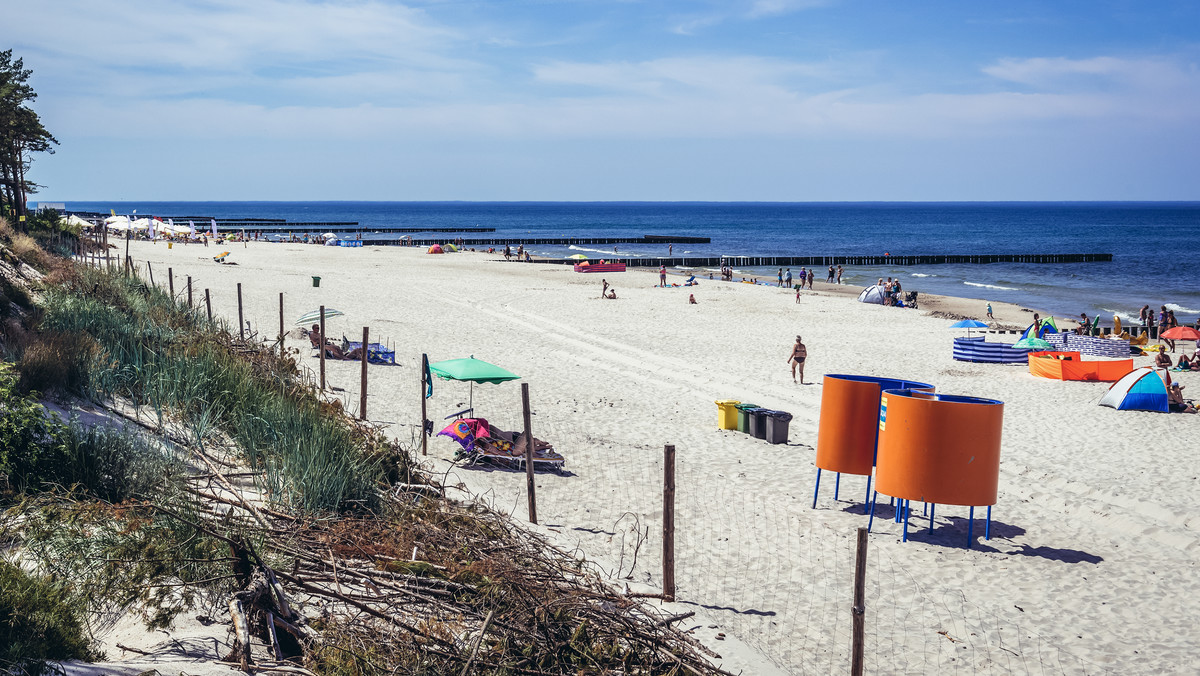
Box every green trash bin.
[735,403,760,433]
[312,276,321,287]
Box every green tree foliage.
[0,50,57,222]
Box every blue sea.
[66,201,1200,323]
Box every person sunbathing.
[1155,351,1173,369]
[1177,354,1200,371]
[1168,384,1196,413]
[310,324,358,360]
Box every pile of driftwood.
[178,443,731,675]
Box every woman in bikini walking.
[789,335,808,384]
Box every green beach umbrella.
[428,356,520,408]
[1012,337,1053,351]
[568,253,589,260]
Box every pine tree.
[0,50,57,223]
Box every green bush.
[0,366,73,496]
[0,560,100,671]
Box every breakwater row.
[525,253,1113,267]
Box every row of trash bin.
[715,400,793,444]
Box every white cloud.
[746,0,833,19]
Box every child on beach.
[987,303,994,319]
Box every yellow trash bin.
[167,242,173,249]
[715,399,741,429]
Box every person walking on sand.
[987,303,994,320]
[806,269,814,289]
[777,268,783,287]
[788,335,808,384]
[601,278,609,298]
[659,265,667,287]
[836,265,843,284]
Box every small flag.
[189,220,196,235]
[422,353,433,399]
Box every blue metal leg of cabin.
[902,500,910,542]
[834,473,841,501]
[967,506,975,549]
[812,469,821,509]
[929,503,936,534]
[986,505,992,540]
[867,491,878,532]
[863,474,873,514]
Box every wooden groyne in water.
[372,235,713,246]
[529,253,1113,267]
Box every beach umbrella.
[568,254,589,260]
[950,318,989,337]
[295,308,345,326]
[1012,337,1053,350]
[428,356,520,408]
[322,232,338,240]
[1161,326,1200,341]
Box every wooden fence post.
[237,283,245,339]
[187,276,193,307]
[168,268,174,298]
[124,230,130,276]
[359,327,369,420]
[663,444,676,602]
[522,382,537,524]
[279,292,285,358]
[319,305,326,391]
[147,261,154,287]
[420,355,428,456]
[851,527,868,676]
[205,289,213,323]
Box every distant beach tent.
[442,243,458,252]
[1099,367,1169,412]
[857,285,887,304]
[427,244,444,254]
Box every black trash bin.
[748,408,770,439]
[735,403,760,433]
[765,410,793,444]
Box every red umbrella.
[1161,326,1200,341]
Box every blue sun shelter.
[1098,367,1169,412]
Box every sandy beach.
[120,239,1198,675]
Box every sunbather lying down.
[308,325,363,360]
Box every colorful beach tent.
[1099,367,1169,412]
[857,285,887,304]
[427,244,443,254]
[1020,317,1058,341]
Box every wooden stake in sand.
[205,289,213,323]
[279,292,285,358]
[124,230,130,276]
[420,353,428,456]
[851,526,868,676]
[522,382,537,524]
[147,261,154,287]
[359,327,369,420]
[319,305,326,391]
[187,276,193,307]
[663,444,676,602]
[168,267,174,298]
[237,283,245,340]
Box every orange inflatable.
[1027,351,1133,382]
[875,390,1003,506]
[815,375,935,476]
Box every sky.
[10,0,1200,201]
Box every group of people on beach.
[877,277,905,306]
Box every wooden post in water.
[205,289,213,323]
[663,444,676,602]
[851,527,868,676]
[168,268,174,298]
[522,382,537,524]
[279,292,285,358]
[237,283,245,339]
[420,354,428,456]
[187,276,193,307]
[359,327,369,420]
[318,306,326,391]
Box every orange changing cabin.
[812,374,934,511]
[870,389,1004,547]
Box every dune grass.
[36,266,393,513]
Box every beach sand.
[120,240,1198,674]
